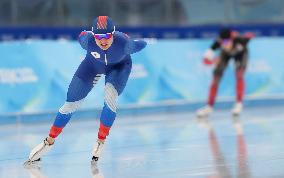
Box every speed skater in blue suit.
[24,16,147,166]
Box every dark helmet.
[219,28,232,39]
[92,16,115,34]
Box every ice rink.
[0,105,284,178]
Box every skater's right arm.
[78,30,95,50]
[203,40,220,65]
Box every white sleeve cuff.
[203,49,215,60]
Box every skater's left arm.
[236,32,255,46]
[124,35,147,54]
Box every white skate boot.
[196,105,213,117]
[231,102,243,116]
[91,140,104,164]
[23,138,54,168]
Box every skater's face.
[221,39,233,51]
[94,33,114,50]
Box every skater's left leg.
[92,82,118,162]
[92,59,132,162]
[232,52,248,115]
[236,68,245,103]
[97,83,118,141]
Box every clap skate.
[25,166,49,178]
[196,105,213,118]
[91,140,104,164]
[23,138,54,167]
[232,102,243,116]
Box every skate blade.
[91,156,99,166]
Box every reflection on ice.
[91,162,104,178]
[25,167,48,178]
[197,115,251,178]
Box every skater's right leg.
[196,75,220,117]
[197,53,229,117]
[25,75,94,165]
[92,59,132,163]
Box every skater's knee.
[236,68,245,79]
[59,100,83,114]
[213,70,223,79]
[104,83,118,113]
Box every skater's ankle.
[46,136,55,145]
[207,104,214,108]
[97,139,105,143]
